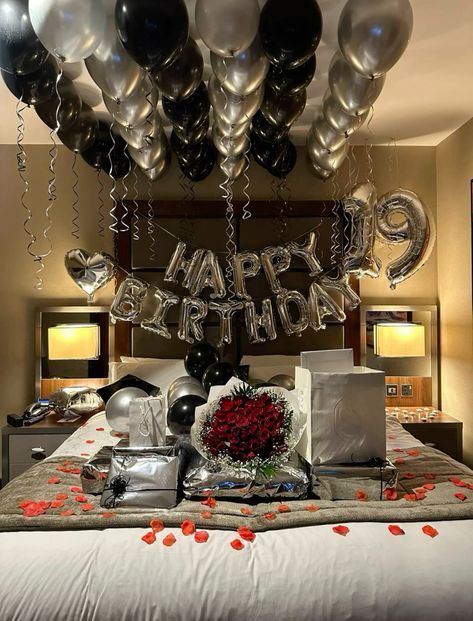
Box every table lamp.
[374,323,425,358]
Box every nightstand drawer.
[9,434,69,466]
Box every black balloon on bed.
[184,342,220,382]
[202,362,235,394]
[167,394,206,436]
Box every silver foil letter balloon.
[178,297,208,344]
[276,290,309,336]
[190,251,226,299]
[110,277,148,322]
[244,299,277,344]
[308,282,346,331]
[288,232,323,276]
[260,246,291,294]
[320,268,361,311]
[376,188,435,289]
[343,182,381,278]
[164,242,207,293]
[140,288,180,339]
[209,300,244,346]
[232,251,261,300]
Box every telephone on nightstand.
[7,400,51,427]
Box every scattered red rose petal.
[455,493,467,501]
[454,481,467,487]
[393,448,404,453]
[56,466,67,472]
[98,472,107,480]
[70,486,82,493]
[356,489,368,502]
[18,499,35,509]
[74,495,87,503]
[201,511,212,519]
[422,525,438,538]
[237,526,256,542]
[81,503,94,512]
[194,531,209,543]
[448,476,461,484]
[467,483,473,490]
[388,435,396,440]
[141,531,156,545]
[150,518,164,533]
[62,460,72,466]
[96,427,105,431]
[60,509,75,517]
[162,533,177,547]
[181,520,196,536]
[332,525,349,536]
[69,468,82,475]
[394,458,406,465]
[388,525,405,536]
[384,488,398,501]
[424,472,436,480]
[80,453,90,457]
[50,500,64,509]
[404,493,418,501]
[85,440,95,444]
[407,450,420,457]
[201,497,217,508]
[102,512,115,519]
[263,512,276,521]
[415,492,426,501]
[401,473,416,480]
[47,477,60,484]
[240,507,253,515]
[114,432,124,438]
[277,504,291,513]
[231,539,245,550]
[423,483,435,491]
[306,504,319,512]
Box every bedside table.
[1,411,92,487]
[387,407,463,462]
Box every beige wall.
[0,141,438,473]
[436,120,473,465]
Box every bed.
[1,412,473,621]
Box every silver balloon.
[338,0,414,78]
[343,182,381,278]
[260,246,291,294]
[210,35,268,96]
[269,374,295,390]
[164,242,207,287]
[212,124,248,158]
[376,188,435,289]
[140,288,179,339]
[320,267,361,311]
[167,378,207,407]
[308,159,333,180]
[323,92,369,137]
[276,290,309,336]
[232,251,261,300]
[154,38,203,102]
[329,52,385,116]
[110,277,148,322]
[208,75,263,125]
[49,387,104,419]
[208,300,243,346]
[105,387,148,433]
[103,77,158,129]
[64,249,115,303]
[287,232,323,276]
[129,132,169,170]
[188,251,226,299]
[178,297,209,343]
[29,0,106,63]
[308,281,346,331]
[307,131,349,173]
[142,152,170,181]
[244,299,277,344]
[195,0,260,58]
[118,112,163,150]
[310,115,347,152]
[85,16,145,101]
[219,153,246,180]
[214,115,250,138]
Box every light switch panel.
[401,383,413,397]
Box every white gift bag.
[296,350,386,465]
[129,396,166,447]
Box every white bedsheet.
[0,414,471,621]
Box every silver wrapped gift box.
[81,446,114,495]
[100,445,182,509]
[311,459,398,501]
[183,449,309,500]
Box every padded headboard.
[114,200,360,364]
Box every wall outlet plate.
[401,383,413,397]
[386,383,398,397]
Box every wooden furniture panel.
[385,376,432,407]
[9,434,70,466]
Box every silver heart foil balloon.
[65,249,115,303]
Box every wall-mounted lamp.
[48,324,100,361]
[374,323,426,358]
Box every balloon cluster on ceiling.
[0,0,414,183]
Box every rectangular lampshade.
[48,324,100,361]
[374,323,425,358]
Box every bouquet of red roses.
[192,380,304,476]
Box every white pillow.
[120,356,182,364]
[109,359,187,397]
[240,355,299,381]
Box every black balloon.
[0,0,49,75]
[115,0,189,71]
[251,132,275,169]
[178,140,216,182]
[174,115,209,145]
[35,76,82,131]
[252,110,289,143]
[1,59,57,105]
[267,54,316,95]
[153,37,203,102]
[81,121,130,179]
[185,342,220,381]
[167,394,206,435]
[162,81,210,134]
[261,84,307,128]
[202,362,235,394]
[171,130,208,166]
[58,103,98,154]
[260,0,323,69]
[267,139,297,178]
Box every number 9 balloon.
[376,188,435,289]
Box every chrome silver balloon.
[212,124,248,158]
[49,387,105,419]
[118,111,163,150]
[129,131,169,170]
[105,387,148,433]
[308,160,333,180]
[310,115,347,152]
[142,149,171,181]
[167,378,207,407]
[214,115,250,138]
[329,53,385,116]
[64,248,115,303]
[307,128,349,173]
[103,77,158,128]
[218,153,246,180]
[208,75,263,125]
[323,92,368,137]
